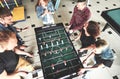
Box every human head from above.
[94,39,108,54]
[0,30,17,52]
[0,7,13,25]
[86,21,100,38]
[77,0,87,10]
[37,0,49,6]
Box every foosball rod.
[14,0,18,7]
[3,0,10,9]
[0,1,4,7]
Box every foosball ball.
[34,23,83,79]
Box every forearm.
[14,48,28,55]
[41,12,47,17]
[83,64,105,71]
[0,70,21,79]
[14,48,33,57]
[7,73,21,79]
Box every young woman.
[78,39,115,76]
[76,21,100,56]
[35,0,55,25]
[0,31,34,79]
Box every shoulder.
[0,23,4,27]
[0,24,6,31]
[48,1,52,4]
[83,7,91,14]
[0,55,5,74]
[48,1,54,7]
[36,6,43,10]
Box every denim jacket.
[100,46,114,60]
[36,1,55,24]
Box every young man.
[0,31,34,79]
[78,39,115,76]
[68,0,91,34]
[0,7,28,46]
[0,7,30,53]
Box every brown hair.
[78,0,87,5]
[87,21,100,37]
[35,0,49,11]
[0,7,12,19]
[95,39,107,48]
[0,30,16,46]
[78,0,87,2]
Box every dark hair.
[0,7,12,19]
[78,0,87,2]
[87,21,100,37]
[0,30,16,45]
[35,0,49,11]
[95,39,107,48]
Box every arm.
[78,64,105,75]
[48,1,55,13]
[0,70,26,79]
[82,52,95,64]
[15,26,29,32]
[69,6,77,26]
[79,44,95,52]
[36,6,46,18]
[14,48,33,57]
[74,32,82,41]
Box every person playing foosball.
[78,39,115,77]
[0,31,34,79]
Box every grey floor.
[14,0,120,79]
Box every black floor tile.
[58,15,62,18]
[27,16,30,19]
[97,10,100,13]
[88,4,92,7]
[108,31,112,34]
[96,1,100,4]
[105,7,109,9]
[69,11,72,14]
[65,23,69,26]
[113,75,118,79]
[72,2,75,4]
[31,24,35,27]
[113,4,116,6]
[62,5,65,7]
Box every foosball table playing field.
[34,23,83,79]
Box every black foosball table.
[34,23,83,79]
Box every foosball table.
[34,23,83,79]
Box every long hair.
[35,0,49,11]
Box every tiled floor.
[14,0,120,79]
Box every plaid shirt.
[70,6,91,31]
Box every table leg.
[102,23,109,31]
